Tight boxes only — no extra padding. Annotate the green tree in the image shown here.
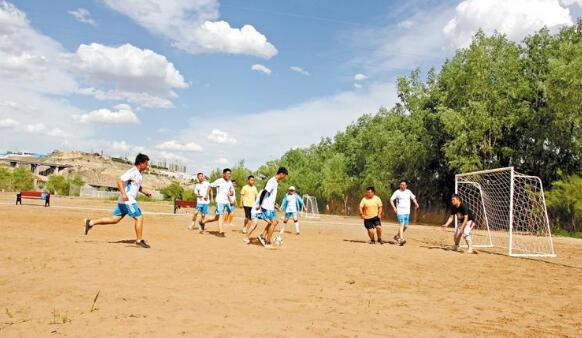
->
[12,167,34,191]
[547,175,582,232]
[46,175,69,195]
[160,181,184,201]
[0,165,12,191]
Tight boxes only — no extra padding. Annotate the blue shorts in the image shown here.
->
[215,203,234,215]
[252,208,277,220]
[284,212,298,219]
[113,203,142,218]
[397,214,410,226]
[196,204,209,215]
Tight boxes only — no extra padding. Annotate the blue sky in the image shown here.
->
[1,0,581,173]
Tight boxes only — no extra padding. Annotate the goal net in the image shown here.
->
[455,167,555,257]
[301,194,320,219]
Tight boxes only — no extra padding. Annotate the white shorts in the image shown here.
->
[455,220,475,237]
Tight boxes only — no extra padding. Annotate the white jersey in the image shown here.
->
[210,178,233,204]
[260,177,278,211]
[286,194,297,213]
[118,167,143,204]
[390,189,416,215]
[195,181,210,205]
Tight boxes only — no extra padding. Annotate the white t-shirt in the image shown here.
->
[195,181,210,205]
[210,178,233,204]
[286,194,297,213]
[118,167,142,204]
[260,177,278,211]
[390,189,416,215]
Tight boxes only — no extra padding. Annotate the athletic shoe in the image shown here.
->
[187,225,194,231]
[199,221,205,231]
[378,238,384,245]
[393,235,400,241]
[258,235,267,246]
[368,240,376,244]
[136,240,151,248]
[399,239,407,246]
[451,245,459,252]
[242,228,247,234]
[467,248,477,254]
[84,218,92,235]
[218,232,226,238]
[242,237,250,244]
[295,232,301,236]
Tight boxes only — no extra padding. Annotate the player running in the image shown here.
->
[389,181,419,246]
[84,153,152,248]
[280,186,304,235]
[359,186,384,244]
[189,173,210,233]
[200,168,234,237]
[244,167,288,247]
[441,194,477,254]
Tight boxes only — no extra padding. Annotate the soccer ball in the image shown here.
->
[272,234,284,247]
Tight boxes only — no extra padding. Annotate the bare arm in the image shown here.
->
[441,215,454,228]
[139,186,151,197]
[117,179,128,202]
[390,199,397,213]
[378,204,383,219]
[359,204,364,219]
[412,198,419,209]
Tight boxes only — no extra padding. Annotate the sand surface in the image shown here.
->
[1,194,581,337]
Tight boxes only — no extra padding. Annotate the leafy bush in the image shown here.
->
[12,167,34,191]
[547,175,582,232]
[46,175,86,196]
[160,181,184,201]
[0,165,12,191]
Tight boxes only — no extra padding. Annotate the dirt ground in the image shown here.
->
[1,193,581,337]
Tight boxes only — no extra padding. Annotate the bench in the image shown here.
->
[174,199,196,214]
[16,191,50,207]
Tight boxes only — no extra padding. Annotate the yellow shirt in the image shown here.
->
[240,184,258,207]
[360,196,383,219]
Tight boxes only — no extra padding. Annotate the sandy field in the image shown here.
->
[1,193,581,337]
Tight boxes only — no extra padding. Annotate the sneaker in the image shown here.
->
[295,232,301,236]
[136,240,151,248]
[242,237,250,244]
[84,218,92,235]
[187,225,194,231]
[466,248,477,254]
[378,238,384,245]
[368,240,376,244]
[258,235,267,246]
[399,239,407,246]
[218,232,226,238]
[199,221,205,231]
[451,245,460,252]
[393,235,399,241]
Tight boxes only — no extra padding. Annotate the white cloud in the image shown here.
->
[354,73,368,81]
[215,157,229,165]
[353,83,363,89]
[20,123,68,137]
[208,129,237,144]
[155,140,203,152]
[111,140,130,151]
[74,104,140,124]
[561,0,582,7]
[398,20,415,29]
[73,43,188,96]
[0,118,18,128]
[102,0,277,58]
[157,151,189,162]
[68,8,96,26]
[76,87,174,108]
[443,0,573,48]
[290,66,310,76]
[251,64,272,75]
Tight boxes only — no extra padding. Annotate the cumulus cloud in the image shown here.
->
[251,64,272,75]
[102,0,277,58]
[208,129,237,144]
[353,83,363,89]
[68,8,96,26]
[74,104,140,124]
[73,43,188,96]
[443,0,573,48]
[0,118,18,128]
[290,66,310,76]
[215,157,229,165]
[155,140,203,152]
[76,87,174,108]
[561,0,582,7]
[354,73,368,81]
[398,20,415,29]
[21,123,68,137]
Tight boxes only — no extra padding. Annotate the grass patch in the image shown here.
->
[553,229,582,239]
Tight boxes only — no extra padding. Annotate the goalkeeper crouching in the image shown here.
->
[440,194,477,254]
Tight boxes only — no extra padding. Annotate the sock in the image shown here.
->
[294,221,300,233]
[89,220,95,226]
[465,236,473,250]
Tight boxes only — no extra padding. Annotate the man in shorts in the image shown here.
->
[84,153,152,248]
[359,186,384,244]
[441,194,477,254]
[240,175,258,234]
[201,168,234,237]
[190,172,210,233]
[280,186,304,235]
[389,181,419,245]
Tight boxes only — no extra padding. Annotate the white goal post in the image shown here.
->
[301,194,320,219]
[455,167,556,257]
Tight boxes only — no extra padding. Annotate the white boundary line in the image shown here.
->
[0,202,182,216]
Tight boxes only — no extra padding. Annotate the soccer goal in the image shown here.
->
[301,194,320,219]
[455,167,555,257]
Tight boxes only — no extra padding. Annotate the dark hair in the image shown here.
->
[197,172,203,176]
[366,186,375,192]
[277,167,288,175]
[223,168,231,174]
[400,180,407,184]
[247,175,254,180]
[134,153,149,165]
[451,194,462,201]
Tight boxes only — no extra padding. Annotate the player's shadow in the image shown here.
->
[109,239,136,244]
[205,230,228,238]
[419,244,463,253]
[343,239,371,244]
